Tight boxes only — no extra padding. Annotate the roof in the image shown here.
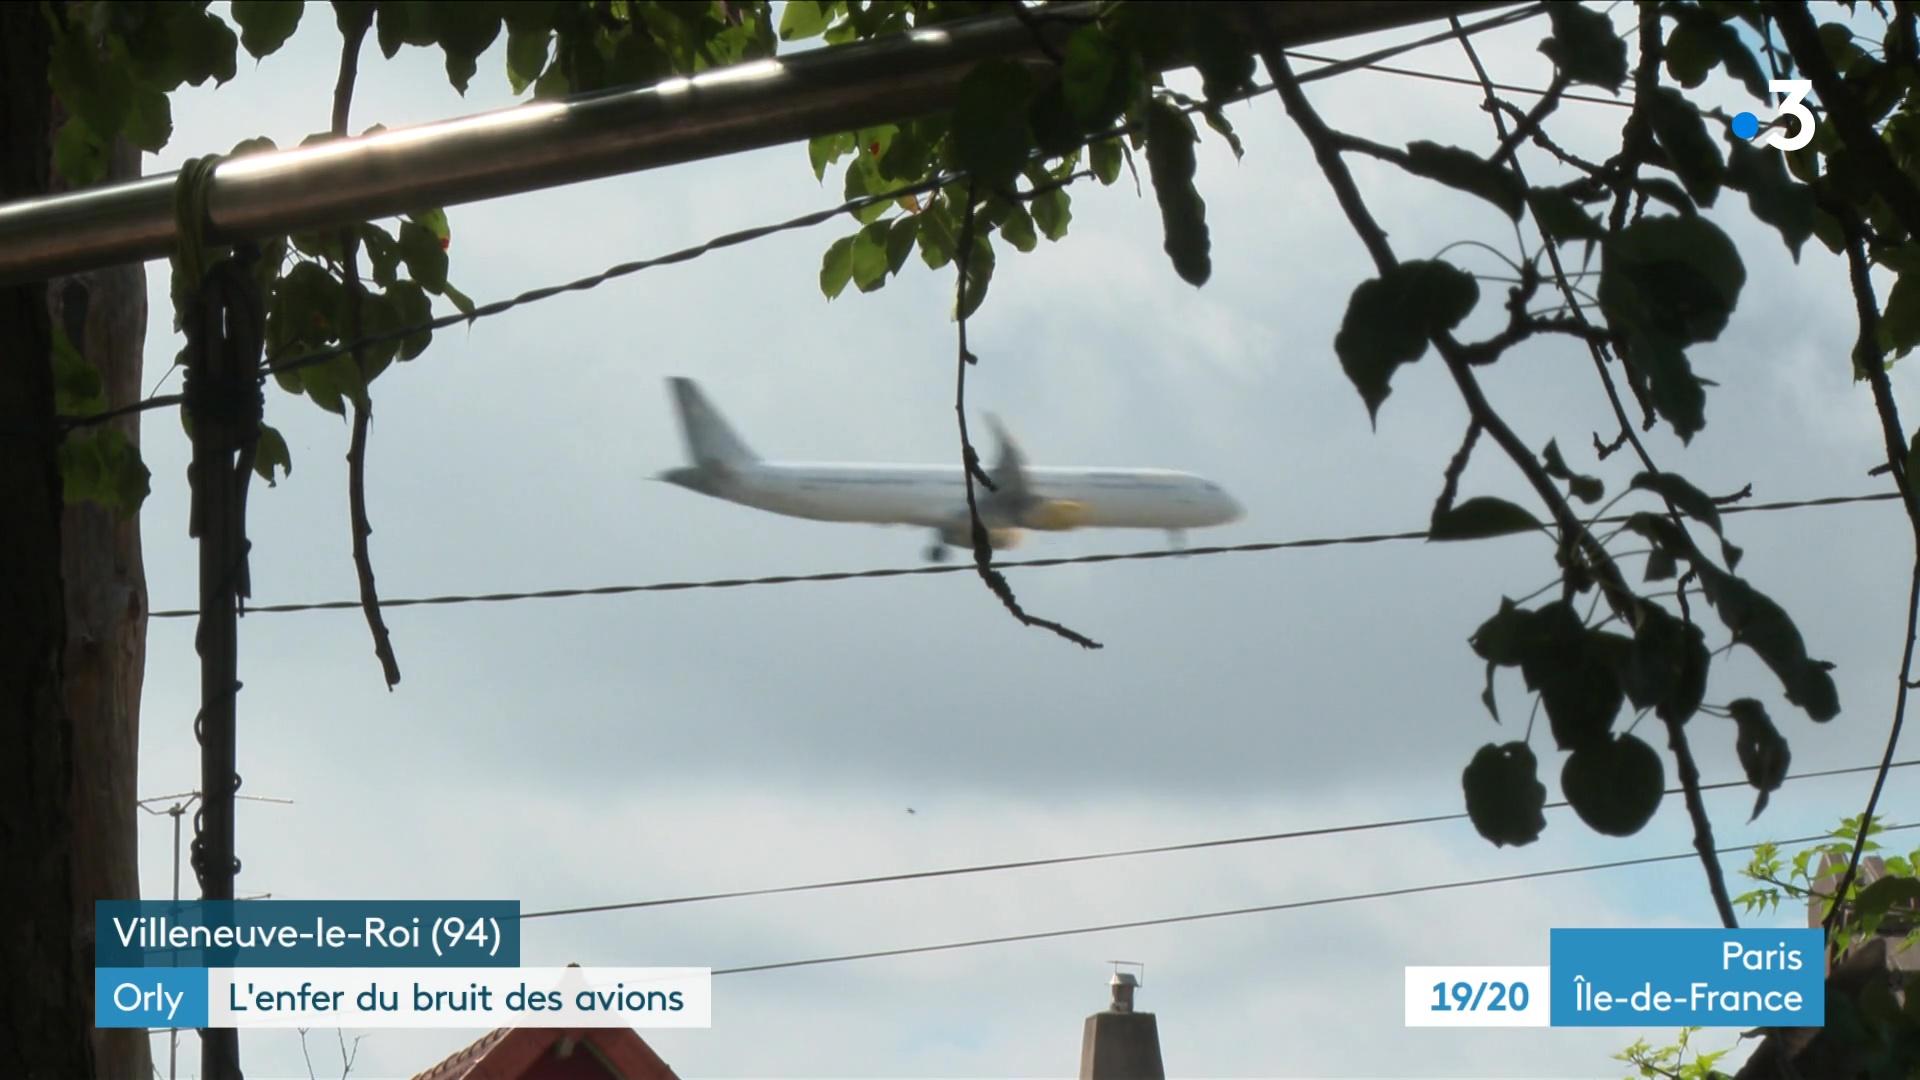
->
[411,1028,679,1080]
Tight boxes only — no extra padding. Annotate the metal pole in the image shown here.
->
[0,2,1507,284]
[169,804,180,1080]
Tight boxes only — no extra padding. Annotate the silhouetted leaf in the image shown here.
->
[1405,141,1525,219]
[1463,742,1548,847]
[953,60,1035,188]
[1540,3,1627,91]
[1334,260,1479,423]
[1144,98,1210,285]
[1430,496,1542,541]
[1562,734,1664,836]
[252,422,292,487]
[1599,215,1746,441]
[1062,25,1129,129]
[1645,87,1723,206]
[231,1,304,58]
[1730,698,1789,820]
[1543,438,1604,503]
[886,216,919,272]
[1725,138,1814,261]
[1528,188,1606,244]
[1624,605,1708,723]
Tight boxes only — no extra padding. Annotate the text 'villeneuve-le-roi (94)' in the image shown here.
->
[93,900,710,1029]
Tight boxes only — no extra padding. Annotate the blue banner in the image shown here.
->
[96,901,518,968]
[1550,928,1824,1027]
[95,968,209,1028]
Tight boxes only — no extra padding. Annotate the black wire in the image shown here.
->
[511,758,1916,920]
[146,491,1901,619]
[707,823,1920,976]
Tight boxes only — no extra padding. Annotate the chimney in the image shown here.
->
[1078,964,1164,1080]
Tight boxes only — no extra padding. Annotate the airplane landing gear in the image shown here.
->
[925,542,950,563]
[1168,528,1188,556]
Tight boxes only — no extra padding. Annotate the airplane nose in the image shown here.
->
[1215,489,1244,524]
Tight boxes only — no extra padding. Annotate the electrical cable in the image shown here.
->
[707,822,1920,976]
[147,490,1900,618]
[521,758,1920,920]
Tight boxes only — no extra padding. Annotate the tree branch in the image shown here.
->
[1819,220,1920,932]
[332,8,400,689]
[1449,14,1741,929]
[952,182,1100,650]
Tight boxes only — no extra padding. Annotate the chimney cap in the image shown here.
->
[1106,961,1144,1012]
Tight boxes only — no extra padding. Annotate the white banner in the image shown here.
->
[206,966,711,1028]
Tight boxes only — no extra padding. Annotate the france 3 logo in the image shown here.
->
[1731,80,1815,150]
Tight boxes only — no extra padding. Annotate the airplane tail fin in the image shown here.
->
[668,377,758,469]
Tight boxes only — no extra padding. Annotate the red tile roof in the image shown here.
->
[411,1028,679,1080]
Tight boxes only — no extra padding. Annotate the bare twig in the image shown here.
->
[331,9,401,688]
[1434,421,1482,521]
[952,181,1101,650]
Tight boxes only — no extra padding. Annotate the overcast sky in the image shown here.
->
[124,3,1919,1078]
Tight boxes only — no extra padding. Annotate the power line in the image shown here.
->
[147,490,1901,619]
[522,757,1920,921]
[708,822,1920,976]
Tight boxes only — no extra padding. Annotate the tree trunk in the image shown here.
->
[49,119,153,1080]
[0,6,95,1078]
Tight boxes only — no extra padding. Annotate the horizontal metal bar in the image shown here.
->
[0,2,1501,284]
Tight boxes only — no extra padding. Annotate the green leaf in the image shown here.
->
[231,1,305,59]
[820,234,855,299]
[1644,87,1723,206]
[851,220,891,293]
[253,422,292,487]
[59,427,150,514]
[952,60,1035,188]
[1030,187,1071,241]
[51,325,104,414]
[1883,272,1920,358]
[809,132,855,183]
[397,221,450,293]
[1562,734,1665,836]
[1598,215,1746,442]
[1729,698,1789,821]
[124,86,173,153]
[1462,742,1548,847]
[361,224,402,288]
[1404,141,1524,219]
[956,234,994,321]
[1539,2,1628,91]
[1333,260,1479,423]
[384,279,433,360]
[1061,25,1128,129]
[885,216,918,273]
[1542,438,1604,503]
[428,2,504,94]
[1090,137,1123,186]
[53,117,107,189]
[1527,189,1605,244]
[506,24,552,94]
[1144,98,1209,286]
[779,0,833,40]
[997,202,1038,253]
[1723,140,1814,261]
[1429,496,1542,541]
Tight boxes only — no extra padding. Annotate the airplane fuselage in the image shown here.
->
[676,461,1241,531]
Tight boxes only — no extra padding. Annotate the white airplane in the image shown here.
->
[656,377,1243,560]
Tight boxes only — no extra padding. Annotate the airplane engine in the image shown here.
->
[1022,498,1090,531]
[937,524,1023,550]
